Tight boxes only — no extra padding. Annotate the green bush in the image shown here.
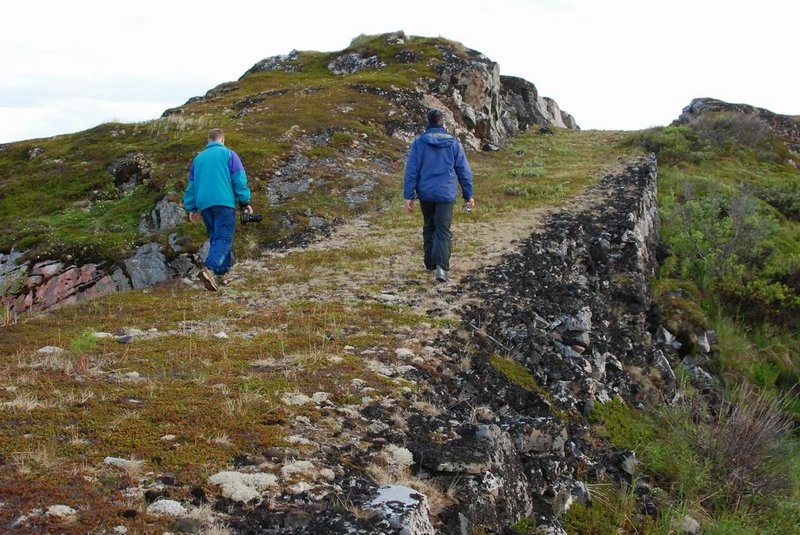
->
[691,113,771,153]
[624,126,708,165]
[70,330,97,353]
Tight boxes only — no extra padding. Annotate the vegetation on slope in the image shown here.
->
[0,34,465,265]
[0,129,632,532]
[564,111,800,534]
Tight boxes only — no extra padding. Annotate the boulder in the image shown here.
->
[366,485,435,535]
[139,197,186,233]
[123,243,169,289]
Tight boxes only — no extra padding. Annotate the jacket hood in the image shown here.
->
[421,128,456,147]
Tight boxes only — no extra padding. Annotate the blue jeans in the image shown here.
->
[201,206,236,275]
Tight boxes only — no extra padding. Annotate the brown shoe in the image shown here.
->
[198,267,219,291]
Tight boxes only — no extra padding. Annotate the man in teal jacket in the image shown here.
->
[184,128,252,291]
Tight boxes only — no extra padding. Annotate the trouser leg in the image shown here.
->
[420,201,436,270]
[201,206,236,275]
[420,201,454,271]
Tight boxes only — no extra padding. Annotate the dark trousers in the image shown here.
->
[420,201,454,271]
[201,206,236,275]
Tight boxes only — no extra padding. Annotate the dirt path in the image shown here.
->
[221,175,614,324]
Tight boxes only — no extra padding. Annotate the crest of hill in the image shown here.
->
[676,97,800,146]
[0,31,576,313]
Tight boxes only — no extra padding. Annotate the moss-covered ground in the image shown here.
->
[0,127,632,532]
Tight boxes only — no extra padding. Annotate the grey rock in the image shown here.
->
[686,365,714,386]
[168,233,189,253]
[111,268,132,292]
[123,243,169,289]
[308,216,326,228]
[696,329,711,353]
[240,50,301,78]
[140,197,185,233]
[706,329,718,346]
[366,485,435,535]
[671,514,702,535]
[0,249,28,295]
[564,307,592,332]
[197,240,210,262]
[27,147,45,159]
[328,52,387,75]
[656,326,675,346]
[621,452,638,476]
[169,254,196,278]
[652,350,676,384]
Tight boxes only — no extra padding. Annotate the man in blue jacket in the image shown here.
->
[404,109,475,282]
[184,128,253,291]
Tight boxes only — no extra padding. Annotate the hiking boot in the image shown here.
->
[198,267,219,291]
[216,271,234,287]
[435,266,448,282]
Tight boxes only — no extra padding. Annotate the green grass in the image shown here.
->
[490,354,547,396]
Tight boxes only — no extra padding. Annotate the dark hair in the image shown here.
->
[427,109,444,128]
[208,128,224,141]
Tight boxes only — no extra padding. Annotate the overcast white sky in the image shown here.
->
[1,0,797,143]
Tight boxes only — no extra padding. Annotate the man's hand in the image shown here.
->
[404,199,415,212]
[188,212,200,223]
[242,204,253,215]
[464,198,475,209]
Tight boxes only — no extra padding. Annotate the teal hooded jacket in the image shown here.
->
[183,142,251,212]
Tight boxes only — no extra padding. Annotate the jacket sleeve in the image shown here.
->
[228,150,251,206]
[454,141,474,200]
[403,141,419,200]
[183,161,197,212]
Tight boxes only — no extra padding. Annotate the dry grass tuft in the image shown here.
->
[12,446,59,474]
[705,385,795,507]
[411,400,441,417]
[206,433,234,446]
[330,493,379,521]
[1,392,48,411]
[223,392,267,416]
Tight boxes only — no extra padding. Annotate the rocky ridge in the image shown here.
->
[676,97,800,147]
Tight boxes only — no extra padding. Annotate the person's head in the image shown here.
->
[427,109,444,128]
[208,128,225,144]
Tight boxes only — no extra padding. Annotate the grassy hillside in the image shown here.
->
[0,34,466,265]
[0,128,633,533]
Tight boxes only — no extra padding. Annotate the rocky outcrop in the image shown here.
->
[1,260,124,313]
[0,244,197,314]
[328,52,387,75]
[138,197,187,234]
[110,153,153,193]
[239,50,302,79]
[501,76,578,131]
[676,97,800,145]
[381,38,579,150]
[241,32,578,153]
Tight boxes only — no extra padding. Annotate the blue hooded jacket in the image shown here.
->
[403,127,473,203]
[183,142,251,212]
